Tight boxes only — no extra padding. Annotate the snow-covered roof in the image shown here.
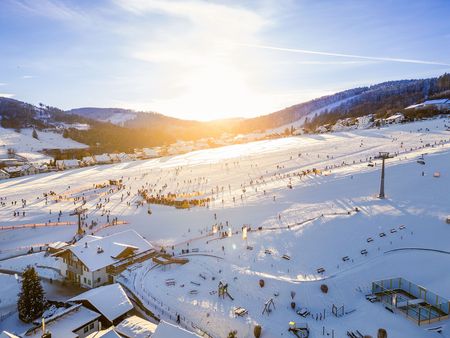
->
[67,230,153,271]
[48,241,68,250]
[152,321,201,338]
[115,315,157,338]
[26,305,100,338]
[0,169,10,177]
[423,99,449,105]
[385,113,404,121]
[3,166,22,173]
[142,148,158,157]
[95,154,112,162]
[56,159,79,167]
[87,327,122,338]
[82,156,96,163]
[0,332,20,338]
[69,284,133,322]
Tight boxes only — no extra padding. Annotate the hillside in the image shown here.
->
[1,73,449,154]
[0,126,87,163]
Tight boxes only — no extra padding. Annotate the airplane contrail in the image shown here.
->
[242,43,450,67]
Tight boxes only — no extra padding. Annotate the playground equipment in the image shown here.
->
[218,281,234,300]
[262,298,275,315]
[233,307,248,317]
[332,304,345,317]
[288,322,309,338]
[296,308,310,318]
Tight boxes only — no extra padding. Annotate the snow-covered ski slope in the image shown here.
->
[0,118,449,337]
[0,126,87,163]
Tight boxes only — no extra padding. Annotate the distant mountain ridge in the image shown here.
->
[0,73,448,152]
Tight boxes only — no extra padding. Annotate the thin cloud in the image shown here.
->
[243,43,450,67]
[14,0,86,22]
[22,75,34,79]
[0,93,15,98]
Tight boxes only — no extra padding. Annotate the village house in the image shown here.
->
[94,154,113,165]
[69,284,133,327]
[56,159,80,170]
[108,154,121,163]
[141,148,159,158]
[3,164,38,178]
[117,152,133,162]
[81,156,96,166]
[0,158,26,168]
[54,230,154,289]
[384,113,405,124]
[25,304,101,338]
[0,169,10,180]
[36,163,50,173]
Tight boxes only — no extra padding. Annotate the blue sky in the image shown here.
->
[0,0,449,120]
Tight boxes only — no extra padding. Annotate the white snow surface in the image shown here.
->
[0,127,87,163]
[0,118,449,337]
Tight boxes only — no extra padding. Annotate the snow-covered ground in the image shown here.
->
[0,126,88,163]
[0,118,449,337]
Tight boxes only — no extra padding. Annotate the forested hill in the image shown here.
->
[0,73,449,153]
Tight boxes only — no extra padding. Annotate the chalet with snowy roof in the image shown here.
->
[69,284,133,326]
[94,154,113,164]
[108,154,121,163]
[55,230,154,288]
[384,113,405,124]
[3,164,38,177]
[82,156,96,166]
[117,153,133,162]
[25,304,101,338]
[56,159,80,170]
[142,148,159,158]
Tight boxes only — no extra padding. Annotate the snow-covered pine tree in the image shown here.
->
[17,267,46,323]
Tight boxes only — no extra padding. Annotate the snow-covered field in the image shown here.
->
[0,118,449,337]
[0,126,87,163]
